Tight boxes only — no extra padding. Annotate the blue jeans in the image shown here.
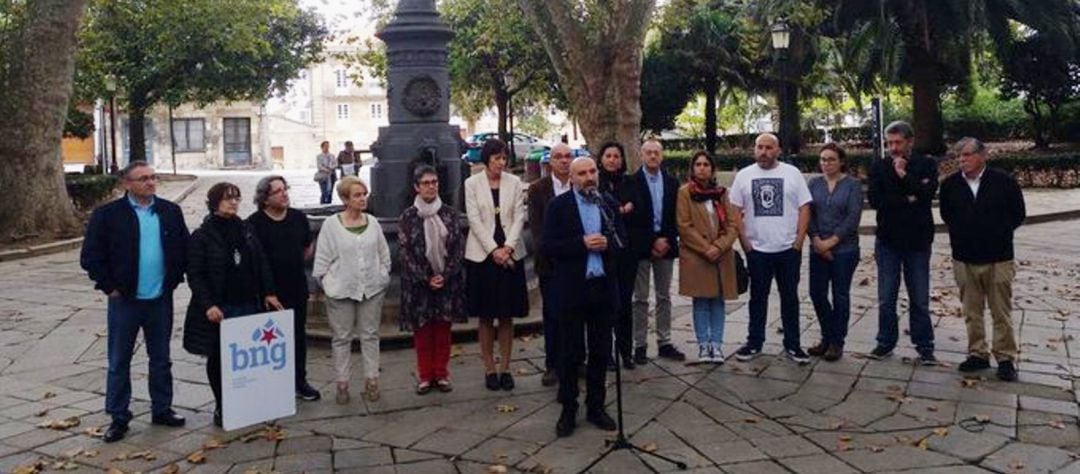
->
[747,248,802,350]
[319,175,336,204]
[875,240,934,351]
[692,297,726,346]
[539,275,558,370]
[809,249,859,347]
[106,294,174,424]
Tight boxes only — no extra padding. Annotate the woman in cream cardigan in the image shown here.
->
[313,176,391,404]
[677,151,740,364]
[464,138,529,391]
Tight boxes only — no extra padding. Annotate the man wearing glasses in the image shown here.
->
[81,161,190,442]
[248,176,321,401]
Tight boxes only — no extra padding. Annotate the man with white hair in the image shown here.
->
[729,133,812,364]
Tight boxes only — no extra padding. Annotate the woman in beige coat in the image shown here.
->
[677,151,740,363]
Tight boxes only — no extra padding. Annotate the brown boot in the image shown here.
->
[823,344,843,362]
[807,341,828,357]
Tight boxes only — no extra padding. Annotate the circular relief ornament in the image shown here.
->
[402,76,440,117]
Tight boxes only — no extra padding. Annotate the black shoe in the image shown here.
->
[296,382,322,401]
[541,369,558,387]
[734,344,762,362]
[608,358,618,372]
[917,349,938,366]
[807,341,828,357]
[657,344,686,361]
[499,372,515,391]
[785,347,810,365]
[485,373,500,391]
[997,360,1018,382]
[556,408,577,437]
[823,344,843,362]
[633,347,649,366]
[586,409,617,431]
[868,345,893,360]
[622,354,636,370]
[213,409,222,428]
[102,422,128,443]
[958,356,991,373]
[150,410,186,427]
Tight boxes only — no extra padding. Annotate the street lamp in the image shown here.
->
[770,19,800,154]
[104,74,119,174]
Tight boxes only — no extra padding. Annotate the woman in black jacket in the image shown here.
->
[183,182,282,427]
[596,141,638,370]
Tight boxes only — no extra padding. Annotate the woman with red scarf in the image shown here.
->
[676,151,740,363]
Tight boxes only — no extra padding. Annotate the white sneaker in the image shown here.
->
[698,344,710,363]
[711,344,725,365]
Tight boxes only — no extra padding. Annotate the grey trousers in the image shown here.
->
[325,293,385,383]
[633,258,674,349]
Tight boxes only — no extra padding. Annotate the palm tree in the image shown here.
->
[826,0,1080,154]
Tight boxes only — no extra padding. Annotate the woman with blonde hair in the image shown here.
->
[313,176,391,403]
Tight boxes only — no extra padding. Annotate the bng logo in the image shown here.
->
[230,319,288,371]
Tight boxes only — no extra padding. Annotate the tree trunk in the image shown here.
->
[907,50,946,155]
[128,98,149,164]
[518,0,653,171]
[1025,100,1049,149]
[703,78,718,153]
[0,0,88,242]
[495,87,509,143]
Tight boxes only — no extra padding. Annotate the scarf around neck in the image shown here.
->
[688,177,728,233]
[413,195,449,274]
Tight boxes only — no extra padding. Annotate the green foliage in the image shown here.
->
[65,173,118,210]
[1000,32,1080,147]
[76,0,327,111]
[942,83,1028,141]
[63,103,95,139]
[515,105,554,139]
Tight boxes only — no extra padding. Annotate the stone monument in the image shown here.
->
[369,0,466,222]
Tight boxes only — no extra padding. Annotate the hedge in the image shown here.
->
[660,151,1080,188]
[65,173,119,210]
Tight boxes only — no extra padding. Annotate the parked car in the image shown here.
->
[529,146,591,163]
[462,132,551,163]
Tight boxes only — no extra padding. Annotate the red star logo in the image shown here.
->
[260,328,278,345]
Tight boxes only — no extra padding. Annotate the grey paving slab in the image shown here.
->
[981,442,1076,473]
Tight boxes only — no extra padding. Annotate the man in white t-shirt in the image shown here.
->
[729,133,812,364]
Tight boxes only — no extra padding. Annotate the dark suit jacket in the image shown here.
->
[939,166,1026,264]
[541,191,624,318]
[627,168,679,260]
[527,175,560,277]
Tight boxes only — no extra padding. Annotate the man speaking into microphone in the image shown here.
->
[542,156,626,437]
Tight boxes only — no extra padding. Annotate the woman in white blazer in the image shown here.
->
[313,176,391,405]
[464,138,529,391]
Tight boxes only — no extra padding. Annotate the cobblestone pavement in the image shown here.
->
[1,173,1080,473]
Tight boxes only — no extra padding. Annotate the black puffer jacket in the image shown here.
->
[182,214,276,356]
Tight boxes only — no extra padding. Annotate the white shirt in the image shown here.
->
[552,175,572,196]
[730,162,812,253]
[964,166,986,199]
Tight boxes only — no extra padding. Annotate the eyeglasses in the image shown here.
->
[224,195,242,202]
[417,179,439,187]
[270,185,291,196]
[128,174,159,183]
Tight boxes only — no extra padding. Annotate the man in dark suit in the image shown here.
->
[527,143,575,387]
[940,137,1026,381]
[628,139,684,364]
[543,156,624,437]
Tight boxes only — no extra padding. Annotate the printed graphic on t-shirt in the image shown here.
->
[751,178,784,217]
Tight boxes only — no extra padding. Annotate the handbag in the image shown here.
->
[734,250,749,295]
[313,170,328,183]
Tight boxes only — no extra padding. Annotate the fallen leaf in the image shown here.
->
[84,426,105,438]
[82,450,98,459]
[974,414,991,423]
[1049,420,1067,430]
[933,427,949,437]
[927,405,939,412]
[743,417,760,424]
[450,345,464,358]
[642,442,658,452]
[496,404,518,413]
[186,450,207,464]
[37,416,80,430]
[111,452,129,461]
[42,392,56,400]
[514,367,529,376]
[33,409,48,417]
[961,379,978,388]
[916,438,929,450]
[162,464,180,474]
[830,421,846,430]
[203,437,225,449]
[487,465,508,474]
[839,435,853,442]
[869,445,884,453]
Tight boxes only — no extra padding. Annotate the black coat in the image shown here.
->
[80,195,189,299]
[867,153,938,250]
[541,190,626,318]
[939,167,1026,264]
[182,215,276,356]
[626,168,679,260]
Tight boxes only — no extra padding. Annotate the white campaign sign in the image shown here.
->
[220,309,296,431]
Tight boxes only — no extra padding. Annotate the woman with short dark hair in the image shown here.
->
[464,138,529,391]
[399,166,467,394]
[807,143,863,361]
[596,141,639,369]
[183,182,283,428]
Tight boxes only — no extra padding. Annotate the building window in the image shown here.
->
[337,104,350,120]
[370,103,383,119]
[335,69,349,89]
[171,118,205,152]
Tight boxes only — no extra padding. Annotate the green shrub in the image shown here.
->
[65,173,119,210]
